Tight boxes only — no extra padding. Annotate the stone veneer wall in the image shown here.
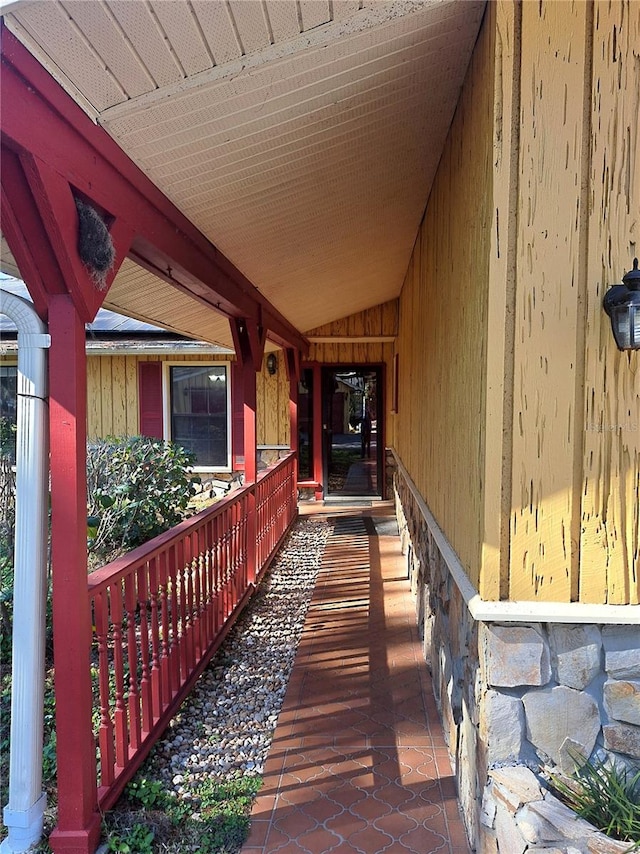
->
[393,469,640,854]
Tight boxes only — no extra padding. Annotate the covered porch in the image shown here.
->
[0,2,485,851]
[3,1,638,853]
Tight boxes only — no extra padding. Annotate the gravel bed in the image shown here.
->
[140,515,331,803]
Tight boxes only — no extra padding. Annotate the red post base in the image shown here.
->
[49,814,102,854]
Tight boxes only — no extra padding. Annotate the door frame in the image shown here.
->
[300,362,385,499]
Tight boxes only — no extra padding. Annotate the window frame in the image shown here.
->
[162,360,232,472]
[0,361,18,463]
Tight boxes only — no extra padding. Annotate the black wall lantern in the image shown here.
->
[266,353,278,375]
[603,257,640,351]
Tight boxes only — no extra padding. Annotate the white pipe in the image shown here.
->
[0,290,50,854]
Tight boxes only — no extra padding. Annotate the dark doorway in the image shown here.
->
[321,367,383,497]
[297,367,314,481]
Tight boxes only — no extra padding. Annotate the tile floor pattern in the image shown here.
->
[242,508,471,854]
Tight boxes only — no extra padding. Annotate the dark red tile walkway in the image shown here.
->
[242,504,471,854]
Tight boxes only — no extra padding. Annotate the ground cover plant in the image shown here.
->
[548,756,640,850]
[101,774,262,853]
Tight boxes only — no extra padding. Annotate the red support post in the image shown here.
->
[47,295,101,854]
[311,363,324,500]
[230,318,262,585]
[241,353,258,585]
[285,348,300,486]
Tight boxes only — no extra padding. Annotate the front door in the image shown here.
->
[321,367,382,497]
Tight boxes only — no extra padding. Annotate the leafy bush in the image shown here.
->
[549,756,640,847]
[87,436,200,559]
[0,416,16,462]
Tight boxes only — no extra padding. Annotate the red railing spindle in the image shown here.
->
[159,550,172,708]
[136,563,153,736]
[94,590,114,787]
[148,556,162,722]
[168,544,181,692]
[124,573,141,751]
[110,583,128,769]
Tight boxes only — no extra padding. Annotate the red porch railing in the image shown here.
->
[86,452,297,811]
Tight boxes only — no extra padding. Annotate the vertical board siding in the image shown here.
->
[394,9,494,589]
[581,1,640,604]
[110,356,128,437]
[125,358,139,436]
[86,356,103,439]
[480,0,519,601]
[509,0,589,601]
[257,351,290,446]
[395,0,639,603]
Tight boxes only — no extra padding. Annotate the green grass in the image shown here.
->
[328,447,362,492]
[549,756,640,850]
[101,774,263,853]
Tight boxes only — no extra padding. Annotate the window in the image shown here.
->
[162,363,231,470]
[0,365,17,461]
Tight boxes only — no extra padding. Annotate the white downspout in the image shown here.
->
[0,290,50,853]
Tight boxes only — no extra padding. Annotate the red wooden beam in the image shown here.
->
[0,149,65,319]
[0,24,309,353]
[19,153,134,321]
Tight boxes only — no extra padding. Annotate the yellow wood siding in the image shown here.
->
[581,1,640,604]
[394,0,639,604]
[509,0,639,604]
[257,351,290,446]
[481,0,519,600]
[394,6,494,590]
[509,0,590,602]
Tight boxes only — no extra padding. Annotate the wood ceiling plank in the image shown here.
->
[107,10,474,157]
[228,0,272,55]
[190,0,242,65]
[152,1,212,77]
[300,0,331,31]
[333,0,361,21]
[145,75,456,194]
[60,0,153,99]
[265,1,301,41]
[4,0,485,338]
[14,0,125,111]
[108,0,183,88]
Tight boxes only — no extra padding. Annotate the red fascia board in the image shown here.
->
[0,24,308,353]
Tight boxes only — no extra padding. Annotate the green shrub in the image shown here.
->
[549,756,640,848]
[0,417,16,461]
[87,437,200,559]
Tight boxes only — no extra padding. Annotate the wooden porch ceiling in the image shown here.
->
[0,0,485,350]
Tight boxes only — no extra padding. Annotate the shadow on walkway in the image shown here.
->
[242,503,471,854]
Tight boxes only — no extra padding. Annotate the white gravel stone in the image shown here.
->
[142,517,330,796]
